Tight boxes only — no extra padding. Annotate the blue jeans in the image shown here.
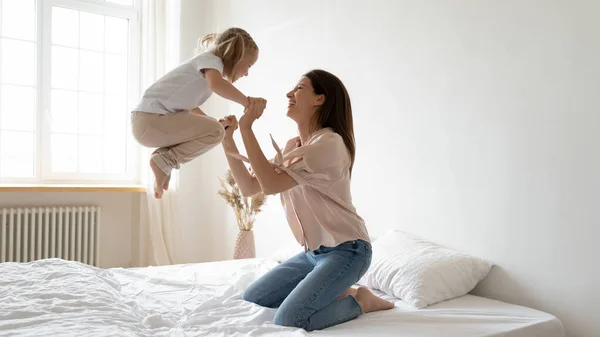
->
[242,240,372,331]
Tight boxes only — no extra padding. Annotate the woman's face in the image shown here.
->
[286,76,323,124]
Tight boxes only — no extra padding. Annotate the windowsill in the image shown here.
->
[0,184,147,193]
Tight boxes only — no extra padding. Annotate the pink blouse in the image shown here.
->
[232,127,370,252]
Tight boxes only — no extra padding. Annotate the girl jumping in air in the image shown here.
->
[131,27,262,198]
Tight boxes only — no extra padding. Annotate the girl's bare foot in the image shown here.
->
[354,287,394,313]
[149,158,168,199]
[150,149,171,191]
[163,174,171,191]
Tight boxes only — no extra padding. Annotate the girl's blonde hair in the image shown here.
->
[196,27,258,80]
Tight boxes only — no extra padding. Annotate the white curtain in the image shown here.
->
[138,0,182,266]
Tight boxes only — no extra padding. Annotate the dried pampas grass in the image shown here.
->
[217,169,266,231]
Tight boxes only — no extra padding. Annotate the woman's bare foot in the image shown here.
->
[337,287,358,299]
[355,287,394,313]
[149,158,168,199]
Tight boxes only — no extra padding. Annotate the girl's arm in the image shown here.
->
[220,116,263,197]
[204,69,249,108]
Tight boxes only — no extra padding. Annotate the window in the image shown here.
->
[0,0,139,184]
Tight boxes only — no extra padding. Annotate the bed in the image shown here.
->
[0,257,564,337]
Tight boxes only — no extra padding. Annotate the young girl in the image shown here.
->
[131,27,260,198]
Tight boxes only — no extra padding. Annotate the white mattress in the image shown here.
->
[0,258,564,337]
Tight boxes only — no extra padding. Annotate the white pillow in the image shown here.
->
[358,230,492,308]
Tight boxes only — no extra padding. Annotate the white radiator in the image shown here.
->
[0,206,101,266]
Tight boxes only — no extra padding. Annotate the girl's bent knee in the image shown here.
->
[205,119,225,145]
[214,123,225,144]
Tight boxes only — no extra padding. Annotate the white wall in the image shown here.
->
[0,192,141,268]
[172,0,242,263]
[177,1,600,336]
[176,0,299,264]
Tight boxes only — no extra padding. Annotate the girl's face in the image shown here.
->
[231,49,258,83]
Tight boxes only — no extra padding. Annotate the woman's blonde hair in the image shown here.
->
[196,27,258,80]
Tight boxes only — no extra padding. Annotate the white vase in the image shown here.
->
[233,230,256,259]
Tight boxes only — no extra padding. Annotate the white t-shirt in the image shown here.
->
[133,51,224,114]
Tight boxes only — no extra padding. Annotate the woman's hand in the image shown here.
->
[239,97,267,131]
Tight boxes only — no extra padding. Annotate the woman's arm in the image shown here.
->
[239,100,298,195]
[204,69,249,108]
[220,116,262,197]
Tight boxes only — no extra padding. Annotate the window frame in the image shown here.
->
[0,0,40,183]
[0,0,141,185]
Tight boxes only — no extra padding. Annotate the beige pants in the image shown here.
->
[131,111,225,175]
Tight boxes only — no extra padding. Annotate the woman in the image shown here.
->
[220,69,394,331]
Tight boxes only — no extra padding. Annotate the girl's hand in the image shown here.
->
[219,115,238,150]
[239,97,267,131]
[219,115,238,137]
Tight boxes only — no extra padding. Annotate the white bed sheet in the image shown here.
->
[0,258,564,337]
